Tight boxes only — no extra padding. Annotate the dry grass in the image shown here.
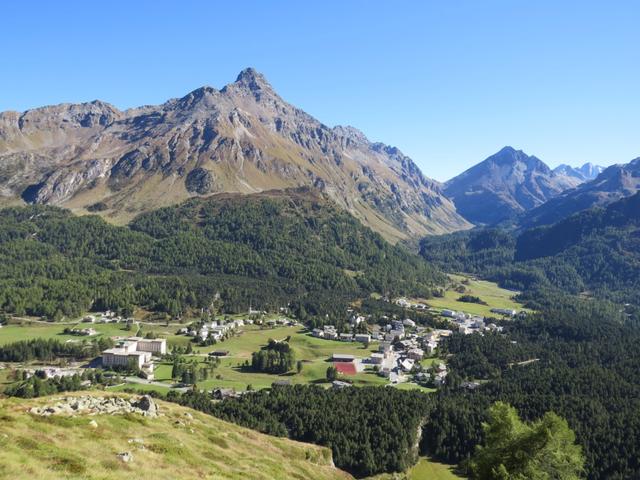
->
[0,392,351,480]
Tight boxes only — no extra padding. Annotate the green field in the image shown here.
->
[391,382,435,393]
[407,458,465,479]
[425,274,526,317]
[0,319,394,391]
[0,319,444,393]
[0,321,129,346]
[160,325,389,391]
[0,320,188,347]
[370,457,464,479]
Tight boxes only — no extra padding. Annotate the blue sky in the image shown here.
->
[2,1,639,180]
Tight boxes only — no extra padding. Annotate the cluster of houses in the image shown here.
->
[440,309,504,335]
[83,311,133,324]
[394,297,428,310]
[322,316,455,386]
[180,319,249,341]
[415,362,449,387]
[263,317,297,328]
[312,325,372,344]
[101,336,167,379]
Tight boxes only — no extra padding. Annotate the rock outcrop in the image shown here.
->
[29,395,159,417]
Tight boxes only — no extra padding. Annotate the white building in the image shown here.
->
[102,348,151,369]
[134,338,167,355]
[425,341,438,356]
[354,334,371,344]
[331,353,356,362]
[400,358,415,372]
[101,337,164,369]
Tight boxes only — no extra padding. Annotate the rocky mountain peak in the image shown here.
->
[234,67,271,90]
[491,146,548,172]
[628,157,640,167]
[444,146,580,225]
[0,69,471,242]
[553,162,605,182]
[174,86,223,111]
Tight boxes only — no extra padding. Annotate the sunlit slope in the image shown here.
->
[0,392,351,480]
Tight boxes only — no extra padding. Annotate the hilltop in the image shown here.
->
[0,392,350,480]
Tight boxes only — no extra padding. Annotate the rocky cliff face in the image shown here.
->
[0,68,470,241]
[444,146,581,225]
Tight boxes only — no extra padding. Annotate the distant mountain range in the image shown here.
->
[0,68,636,238]
[0,68,470,243]
[443,146,582,225]
[522,157,640,227]
[553,162,604,182]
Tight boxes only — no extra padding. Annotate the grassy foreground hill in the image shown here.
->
[0,392,351,480]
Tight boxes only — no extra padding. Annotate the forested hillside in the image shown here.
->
[420,192,640,306]
[428,294,640,480]
[414,193,640,479]
[0,189,444,321]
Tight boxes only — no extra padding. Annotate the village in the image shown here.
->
[0,275,525,397]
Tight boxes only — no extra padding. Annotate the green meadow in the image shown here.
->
[154,325,390,391]
[425,274,526,317]
[0,319,443,393]
[370,457,464,479]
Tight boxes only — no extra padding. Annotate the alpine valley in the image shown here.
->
[2,68,640,480]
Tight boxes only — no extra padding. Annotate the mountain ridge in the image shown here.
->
[443,146,581,225]
[0,68,470,242]
[553,162,604,182]
[522,157,640,227]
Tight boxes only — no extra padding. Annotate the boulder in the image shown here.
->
[136,395,158,417]
[117,452,133,463]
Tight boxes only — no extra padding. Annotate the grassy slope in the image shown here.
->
[425,274,526,317]
[369,457,464,480]
[0,392,351,480]
[0,321,133,346]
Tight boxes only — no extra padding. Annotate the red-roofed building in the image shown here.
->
[334,362,357,375]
